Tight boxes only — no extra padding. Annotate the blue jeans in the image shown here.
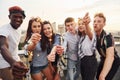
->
[66,59,79,80]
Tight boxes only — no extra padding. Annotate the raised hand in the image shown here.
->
[47,46,56,62]
[83,12,91,26]
[31,33,41,45]
[83,12,93,40]
[56,45,64,56]
[47,52,56,62]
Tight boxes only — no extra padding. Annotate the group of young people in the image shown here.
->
[0,5,120,80]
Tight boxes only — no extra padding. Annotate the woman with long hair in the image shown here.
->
[77,17,97,80]
[24,17,53,80]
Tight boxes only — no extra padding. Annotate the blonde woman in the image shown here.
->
[77,17,97,80]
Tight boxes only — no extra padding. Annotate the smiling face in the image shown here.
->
[43,23,53,38]
[31,21,41,33]
[9,13,24,29]
[78,19,86,33]
[25,17,42,42]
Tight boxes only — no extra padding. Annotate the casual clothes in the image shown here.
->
[80,55,97,80]
[96,30,120,80]
[25,34,60,74]
[63,31,79,61]
[0,24,21,80]
[78,34,97,80]
[28,41,48,74]
[62,31,79,80]
[78,34,96,58]
[30,42,48,67]
[46,34,60,66]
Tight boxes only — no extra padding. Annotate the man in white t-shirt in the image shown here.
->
[0,6,28,80]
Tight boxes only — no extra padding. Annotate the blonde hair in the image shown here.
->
[78,18,83,23]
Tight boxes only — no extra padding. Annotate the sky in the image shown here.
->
[0,0,120,31]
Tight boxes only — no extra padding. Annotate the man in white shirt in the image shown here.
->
[0,6,28,80]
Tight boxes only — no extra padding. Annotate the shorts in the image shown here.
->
[30,64,48,74]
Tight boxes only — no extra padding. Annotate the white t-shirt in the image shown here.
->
[78,33,96,58]
[0,24,21,69]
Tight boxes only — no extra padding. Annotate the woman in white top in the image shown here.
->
[77,16,97,80]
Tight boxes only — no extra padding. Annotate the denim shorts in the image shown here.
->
[30,64,48,74]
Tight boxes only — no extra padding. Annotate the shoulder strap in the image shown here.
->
[80,35,86,44]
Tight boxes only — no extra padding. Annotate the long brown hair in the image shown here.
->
[41,21,55,51]
[24,17,42,44]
